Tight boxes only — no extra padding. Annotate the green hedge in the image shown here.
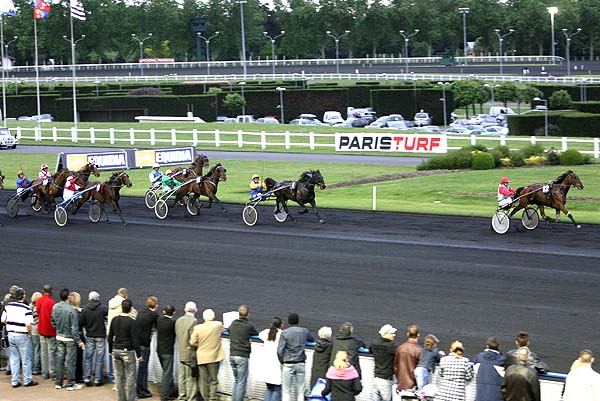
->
[572,101,600,114]
[557,112,600,137]
[531,84,600,102]
[506,113,562,136]
[371,88,456,125]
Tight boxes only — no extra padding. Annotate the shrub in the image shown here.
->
[521,143,545,158]
[509,150,525,167]
[471,152,495,170]
[545,149,560,165]
[499,157,512,167]
[463,144,488,152]
[127,87,165,96]
[222,93,246,116]
[525,156,545,165]
[559,149,584,165]
[549,89,572,110]
[493,145,510,158]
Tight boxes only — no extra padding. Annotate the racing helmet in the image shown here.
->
[501,176,510,184]
[152,163,160,169]
[165,169,173,175]
[41,163,48,170]
[251,174,260,179]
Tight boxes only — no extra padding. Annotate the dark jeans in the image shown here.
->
[137,345,151,394]
[55,339,77,387]
[158,354,176,401]
[31,334,41,373]
[113,349,137,401]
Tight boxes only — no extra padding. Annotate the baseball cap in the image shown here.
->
[88,291,100,301]
[379,324,397,337]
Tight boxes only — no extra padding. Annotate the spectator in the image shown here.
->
[36,284,57,380]
[30,291,43,376]
[321,351,362,401]
[108,299,141,401]
[175,301,198,401]
[79,290,108,387]
[277,313,314,401]
[330,322,366,378]
[310,326,333,390]
[505,331,549,374]
[69,291,85,383]
[257,317,284,401]
[51,288,84,391]
[369,324,398,401]
[108,288,137,333]
[0,287,38,388]
[562,349,600,401]
[229,305,259,401]
[414,334,443,390]
[135,296,159,399]
[190,308,225,401]
[434,340,473,401]
[473,337,506,401]
[156,304,177,401]
[501,347,540,401]
[394,324,422,390]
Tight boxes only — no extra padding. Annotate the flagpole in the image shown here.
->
[34,17,41,122]
[69,13,77,127]
[1,14,6,127]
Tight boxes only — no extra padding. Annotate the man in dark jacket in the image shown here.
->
[277,313,314,401]
[329,322,366,378]
[505,331,549,374]
[369,324,398,401]
[79,291,107,386]
[156,304,176,401]
[134,296,159,399]
[501,347,541,401]
[229,305,258,401]
[473,337,506,401]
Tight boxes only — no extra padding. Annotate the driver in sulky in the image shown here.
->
[497,176,516,209]
[249,174,266,199]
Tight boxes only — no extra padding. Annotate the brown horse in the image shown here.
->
[31,162,100,211]
[74,171,133,225]
[509,170,584,228]
[172,153,210,181]
[265,169,327,224]
[0,169,4,189]
[174,163,228,213]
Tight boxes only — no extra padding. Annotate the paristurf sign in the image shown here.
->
[335,133,447,153]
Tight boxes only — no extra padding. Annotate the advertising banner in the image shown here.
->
[335,133,447,153]
[61,150,129,171]
[134,147,195,168]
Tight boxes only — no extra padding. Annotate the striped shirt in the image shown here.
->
[1,301,33,334]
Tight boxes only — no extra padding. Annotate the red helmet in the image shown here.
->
[41,163,48,170]
[501,177,510,184]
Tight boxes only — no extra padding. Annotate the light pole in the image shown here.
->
[237,0,248,78]
[562,28,581,76]
[399,29,419,73]
[1,34,17,127]
[263,30,285,77]
[494,28,514,75]
[276,87,286,123]
[197,31,220,75]
[325,30,350,74]
[459,7,470,65]
[131,33,152,76]
[239,81,246,115]
[579,79,587,101]
[94,79,101,97]
[484,83,500,104]
[547,7,558,63]
[62,34,86,126]
[534,97,548,136]
[438,82,449,127]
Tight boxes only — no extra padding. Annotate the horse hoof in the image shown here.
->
[222,210,228,214]
[319,219,326,224]
[576,224,582,229]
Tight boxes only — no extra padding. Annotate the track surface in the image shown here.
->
[1,193,598,373]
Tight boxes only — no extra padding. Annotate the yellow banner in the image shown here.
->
[135,150,156,167]
[65,154,89,170]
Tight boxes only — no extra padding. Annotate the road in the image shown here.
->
[1,193,598,374]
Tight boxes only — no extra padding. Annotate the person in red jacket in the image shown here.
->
[497,176,516,209]
[35,284,57,380]
[63,175,81,201]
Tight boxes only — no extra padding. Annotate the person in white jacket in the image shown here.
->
[563,349,600,401]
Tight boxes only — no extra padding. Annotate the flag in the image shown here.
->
[33,0,50,19]
[70,0,85,21]
[0,0,16,16]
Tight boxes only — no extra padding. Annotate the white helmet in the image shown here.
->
[152,163,160,169]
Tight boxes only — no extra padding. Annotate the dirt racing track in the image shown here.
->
[1,192,599,374]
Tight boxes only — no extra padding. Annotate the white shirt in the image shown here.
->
[563,365,600,401]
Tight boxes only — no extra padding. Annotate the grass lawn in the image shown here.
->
[1,152,598,224]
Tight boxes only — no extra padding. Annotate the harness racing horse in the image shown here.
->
[174,163,228,213]
[509,170,584,228]
[74,171,133,225]
[172,153,210,180]
[265,169,327,224]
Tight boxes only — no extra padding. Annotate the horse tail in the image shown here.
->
[264,177,277,191]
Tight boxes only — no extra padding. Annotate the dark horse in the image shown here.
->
[265,169,327,224]
[74,171,133,225]
[172,153,210,181]
[509,170,584,228]
[173,163,228,213]
[0,169,4,189]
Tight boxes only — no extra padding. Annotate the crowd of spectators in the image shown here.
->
[2,283,600,401]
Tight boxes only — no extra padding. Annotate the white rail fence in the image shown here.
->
[14,127,600,158]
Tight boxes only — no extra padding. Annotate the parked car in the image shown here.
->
[413,110,432,126]
[369,114,405,128]
[0,127,17,148]
[18,113,53,122]
[236,115,255,123]
[470,114,489,124]
[443,126,469,135]
[215,116,228,123]
[322,111,345,125]
[481,126,509,136]
[296,114,327,125]
[481,116,500,127]
[489,106,515,117]
[415,125,441,133]
[289,118,326,126]
[256,117,280,124]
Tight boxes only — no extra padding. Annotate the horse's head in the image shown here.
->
[197,153,210,168]
[80,162,100,177]
[113,171,133,188]
[305,169,326,190]
[264,177,277,191]
[566,170,584,190]
[216,164,227,182]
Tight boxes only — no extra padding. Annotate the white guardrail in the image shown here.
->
[14,127,600,158]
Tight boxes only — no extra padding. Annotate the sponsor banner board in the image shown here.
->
[335,133,447,153]
[134,147,195,168]
[62,150,129,171]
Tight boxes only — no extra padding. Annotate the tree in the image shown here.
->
[495,82,519,106]
[449,80,481,118]
[222,93,246,116]
[549,90,572,110]
[517,85,543,112]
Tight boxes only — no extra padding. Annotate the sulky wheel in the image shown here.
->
[521,207,539,230]
[491,211,510,234]
[154,199,169,220]
[6,198,18,218]
[31,194,42,212]
[242,205,258,227]
[89,202,101,223]
[273,206,288,223]
[144,189,158,209]
[54,206,68,227]
[186,197,201,216]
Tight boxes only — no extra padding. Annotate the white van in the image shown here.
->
[489,106,515,117]
[323,111,344,125]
